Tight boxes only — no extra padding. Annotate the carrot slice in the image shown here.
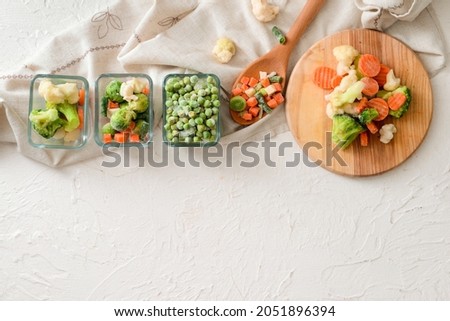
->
[313,66,337,90]
[114,132,127,143]
[77,106,84,129]
[108,100,119,109]
[78,89,85,106]
[356,97,368,113]
[361,77,379,97]
[358,54,381,78]
[373,64,390,87]
[232,87,243,96]
[367,97,389,121]
[273,92,285,104]
[248,77,259,87]
[240,76,250,85]
[261,78,271,88]
[249,107,260,117]
[267,99,278,109]
[246,96,258,107]
[142,87,150,95]
[331,75,343,89]
[366,121,379,134]
[360,131,369,147]
[103,133,112,144]
[273,82,282,92]
[387,92,407,111]
[129,134,140,143]
[241,112,252,121]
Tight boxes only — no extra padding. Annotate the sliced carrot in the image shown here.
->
[129,134,140,143]
[142,87,150,95]
[387,92,407,111]
[248,77,259,87]
[77,106,84,129]
[261,77,271,88]
[267,99,278,109]
[246,96,258,107]
[108,100,119,109]
[367,97,389,121]
[240,84,249,91]
[313,66,337,90]
[331,75,343,89]
[360,131,369,147]
[78,89,85,106]
[358,54,381,78]
[103,133,113,144]
[241,112,253,121]
[240,93,249,101]
[249,107,260,117]
[356,97,368,113]
[114,132,127,143]
[124,121,136,133]
[273,82,282,92]
[232,87,243,96]
[361,77,379,97]
[273,92,285,104]
[366,121,379,134]
[240,76,250,85]
[373,64,390,87]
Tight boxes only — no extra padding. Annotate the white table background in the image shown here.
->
[1,1,450,300]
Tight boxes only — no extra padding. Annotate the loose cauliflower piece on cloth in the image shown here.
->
[212,37,236,64]
[251,0,279,22]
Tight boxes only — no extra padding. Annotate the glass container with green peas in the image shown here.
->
[162,74,221,146]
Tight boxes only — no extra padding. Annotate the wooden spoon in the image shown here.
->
[230,0,326,126]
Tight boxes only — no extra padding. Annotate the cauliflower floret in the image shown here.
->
[126,77,147,94]
[383,69,401,91]
[212,37,236,64]
[38,79,79,104]
[379,124,397,144]
[251,0,279,22]
[333,45,359,71]
[38,80,65,104]
[120,82,138,102]
[57,83,79,104]
[335,69,358,93]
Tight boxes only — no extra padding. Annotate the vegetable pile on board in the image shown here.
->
[29,80,85,142]
[101,78,151,144]
[229,71,285,122]
[313,45,411,148]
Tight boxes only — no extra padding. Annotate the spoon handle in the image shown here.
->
[284,0,326,55]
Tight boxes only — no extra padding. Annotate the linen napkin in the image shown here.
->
[0,0,445,167]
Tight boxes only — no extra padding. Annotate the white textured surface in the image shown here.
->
[1,1,450,300]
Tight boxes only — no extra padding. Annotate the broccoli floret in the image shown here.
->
[29,108,64,139]
[49,102,79,132]
[329,81,365,108]
[133,119,150,140]
[105,80,124,103]
[110,107,136,131]
[102,122,116,135]
[332,114,364,149]
[376,90,393,100]
[389,86,411,119]
[128,93,149,113]
[135,110,149,122]
[359,108,379,125]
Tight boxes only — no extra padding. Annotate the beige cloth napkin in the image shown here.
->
[0,0,445,167]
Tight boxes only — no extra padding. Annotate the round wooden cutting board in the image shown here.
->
[285,29,433,176]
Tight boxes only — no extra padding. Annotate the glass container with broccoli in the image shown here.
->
[28,74,88,149]
[94,74,153,146]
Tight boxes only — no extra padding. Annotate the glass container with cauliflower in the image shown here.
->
[94,74,153,146]
[313,45,411,149]
[28,74,88,149]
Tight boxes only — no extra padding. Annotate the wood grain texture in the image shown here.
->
[285,29,433,176]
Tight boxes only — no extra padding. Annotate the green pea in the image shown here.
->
[203,131,211,139]
[176,121,184,130]
[188,118,196,127]
[212,107,219,115]
[205,108,213,117]
[195,117,203,125]
[206,118,215,128]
